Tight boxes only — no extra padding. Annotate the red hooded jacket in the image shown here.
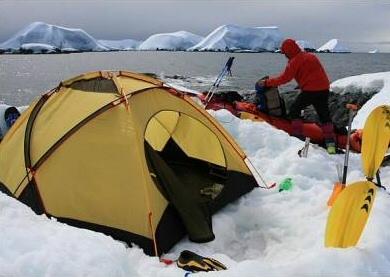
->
[265,39,330,91]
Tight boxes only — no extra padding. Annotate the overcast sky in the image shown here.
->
[1,0,390,52]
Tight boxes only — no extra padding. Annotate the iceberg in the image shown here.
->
[317,39,350,53]
[137,31,203,51]
[188,24,283,52]
[1,21,353,54]
[19,43,59,54]
[296,40,316,52]
[0,22,110,53]
[99,39,141,51]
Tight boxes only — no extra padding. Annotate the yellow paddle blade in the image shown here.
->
[325,181,376,248]
[361,105,390,179]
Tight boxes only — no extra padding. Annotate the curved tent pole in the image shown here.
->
[244,157,275,189]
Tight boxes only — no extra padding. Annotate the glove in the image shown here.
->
[176,250,227,272]
[255,84,263,92]
[255,79,266,87]
[255,78,268,92]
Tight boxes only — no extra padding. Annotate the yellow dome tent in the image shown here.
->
[0,70,258,256]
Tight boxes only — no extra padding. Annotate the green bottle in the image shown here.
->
[279,178,293,192]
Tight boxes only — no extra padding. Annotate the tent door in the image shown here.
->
[145,140,228,242]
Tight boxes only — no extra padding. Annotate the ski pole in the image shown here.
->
[204,57,234,107]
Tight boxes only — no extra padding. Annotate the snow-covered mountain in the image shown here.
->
[317,39,350,53]
[189,24,283,52]
[138,31,203,51]
[0,22,110,53]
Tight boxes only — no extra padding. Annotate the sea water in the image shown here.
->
[1,51,389,106]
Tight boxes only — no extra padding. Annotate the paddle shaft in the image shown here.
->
[342,104,358,184]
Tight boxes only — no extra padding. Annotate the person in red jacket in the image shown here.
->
[256,38,336,154]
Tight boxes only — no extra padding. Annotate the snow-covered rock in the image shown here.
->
[317,39,350,53]
[188,24,283,52]
[137,31,203,51]
[0,22,110,53]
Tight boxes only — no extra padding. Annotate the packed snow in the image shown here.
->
[1,22,353,54]
[330,71,390,129]
[1,72,390,276]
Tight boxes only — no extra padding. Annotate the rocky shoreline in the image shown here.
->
[159,73,379,129]
[281,89,377,128]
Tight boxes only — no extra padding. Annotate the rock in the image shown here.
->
[281,89,378,128]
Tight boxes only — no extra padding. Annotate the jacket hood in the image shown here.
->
[281,39,302,59]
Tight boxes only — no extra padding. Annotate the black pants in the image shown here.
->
[289,90,332,124]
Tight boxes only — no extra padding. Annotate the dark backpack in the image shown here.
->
[256,87,286,117]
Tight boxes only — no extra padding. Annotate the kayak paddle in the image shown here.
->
[325,105,390,248]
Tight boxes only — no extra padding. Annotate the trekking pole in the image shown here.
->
[204,57,234,108]
[327,103,358,206]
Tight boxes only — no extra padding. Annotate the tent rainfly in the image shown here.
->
[0,70,259,256]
